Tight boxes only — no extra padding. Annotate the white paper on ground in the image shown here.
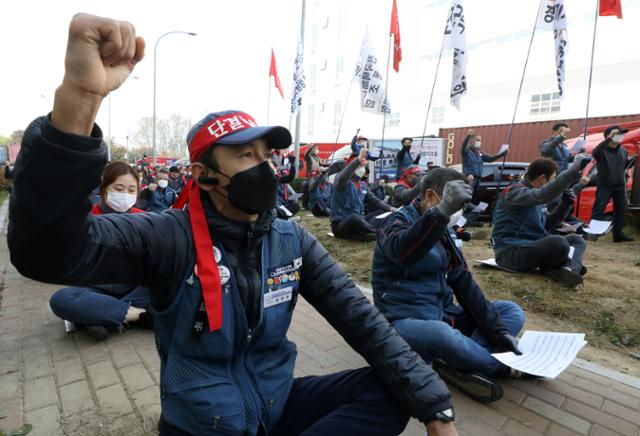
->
[498,144,509,155]
[278,205,293,217]
[492,330,587,379]
[472,258,519,273]
[375,211,393,219]
[472,202,489,213]
[583,219,612,235]
[568,246,575,259]
[288,192,303,201]
[455,216,467,227]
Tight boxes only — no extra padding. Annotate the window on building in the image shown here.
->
[385,112,400,128]
[431,106,445,124]
[335,56,344,79]
[320,59,327,71]
[309,64,317,93]
[307,104,315,136]
[530,92,561,115]
[333,100,343,129]
[323,17,329,29]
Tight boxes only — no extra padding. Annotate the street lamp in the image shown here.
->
[152,30,197,166]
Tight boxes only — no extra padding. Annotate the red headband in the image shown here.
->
[188,112,257,163]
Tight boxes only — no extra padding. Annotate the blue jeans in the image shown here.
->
[392,300,525,376]
[49,286,151,329]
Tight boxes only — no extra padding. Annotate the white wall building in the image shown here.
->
[300,0,640,142]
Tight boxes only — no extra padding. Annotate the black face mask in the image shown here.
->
[213,161,278,214]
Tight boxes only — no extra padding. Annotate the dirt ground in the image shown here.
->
[299,212,640,378]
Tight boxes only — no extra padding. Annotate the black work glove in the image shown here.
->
[562,188,577,203]
[495,333,522,355]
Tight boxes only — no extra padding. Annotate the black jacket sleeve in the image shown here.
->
[278,170,296,185]
[8,116,191,310]
[296,224,452,422]
[333,158,360,191]
[364,191,392,213]
[481,151,506,163]
[460,134,472,156]
[443,235,510,343]
[591,138,610,160]
[376,207,450,265]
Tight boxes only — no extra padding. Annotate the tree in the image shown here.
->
[129,115,191,158]
[110,144,128,162]
[10,130,24,145]
[0,136,11,146]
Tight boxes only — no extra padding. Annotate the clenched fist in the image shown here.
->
[52,14,145,135]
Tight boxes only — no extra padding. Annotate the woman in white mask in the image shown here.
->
[93,161,143,214]
[49,162,152,341]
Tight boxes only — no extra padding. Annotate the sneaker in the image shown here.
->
[432,359,503,404]
[137,311,154,329]
[613,232,634,242]
[82,324,109,341]
[353,232,376,242]
[579,265,588,276]
[541,266,583,287]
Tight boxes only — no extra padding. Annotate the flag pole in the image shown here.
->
[583,0,600,139]
[419,47,444,153]
[379,33,393,178]
[333,81,354,159]
[293,0,306,178]
[497,0,543,190]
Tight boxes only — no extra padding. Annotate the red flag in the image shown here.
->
[269,49,285,99]
[390,0,402,72]
[599,0,623,18]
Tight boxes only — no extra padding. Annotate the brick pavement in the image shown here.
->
[1,201,639,436]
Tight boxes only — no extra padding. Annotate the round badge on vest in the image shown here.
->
[218,265,231,285]
[213,246,222,263]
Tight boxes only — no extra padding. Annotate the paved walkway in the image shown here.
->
[1,201,639,436]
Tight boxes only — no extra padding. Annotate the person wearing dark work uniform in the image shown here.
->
[540,122,572,172]
[492,157,590,287]
[396,137,421,178]
[350,128,382,161]
[49,161,151,341]
[330,147,395,241]
[369,175,389,202]
[273,155,301,220]
[309,169,332,217]
[392,164,425,207]
[373,168,525,404]
[9,14,460,436]
[460,130,508,226]
[591,125,634,242]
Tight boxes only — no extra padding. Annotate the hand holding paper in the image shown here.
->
[498,144,509,155]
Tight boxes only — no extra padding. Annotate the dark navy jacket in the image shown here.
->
[373,204,509,343]
[308,173,332,211]
[540,135,571,172]
[492,168,581,251]
[147,186,177,212]
[460,134,505,177]
[10,116,453,435]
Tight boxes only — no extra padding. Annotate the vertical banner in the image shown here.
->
[536,0,568,98]
[290,35,306,116]
[353,30,391,114]
[442,0,468,110]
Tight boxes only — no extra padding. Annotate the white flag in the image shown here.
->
[290,35,306,115]
[536,0,568,98]
[353,30,391,114]
[442,0,467,110]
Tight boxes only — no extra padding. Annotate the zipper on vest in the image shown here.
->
[247,328,253,344]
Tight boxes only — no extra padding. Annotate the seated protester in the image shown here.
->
[363,170,394,222]
[492,157,590,287]
[373,168,525,403]
[392,165,425,208]
[11,15,461,435]
[330,147,394,241]
[309,169,332,217]
[369,175,390,202]
[350,128,382,161]
[167,165,186,194]
[273,156,301,220]
[143,168,177,212]
[49,162,151,341]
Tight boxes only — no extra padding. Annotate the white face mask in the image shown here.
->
[613,134,625,143]
[106,191,137,213]
[473,142,482,149]
[355,167,366,178]
[447,209,465,228]
[158,179,169,189]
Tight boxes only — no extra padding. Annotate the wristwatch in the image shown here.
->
[427,407,455,423]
